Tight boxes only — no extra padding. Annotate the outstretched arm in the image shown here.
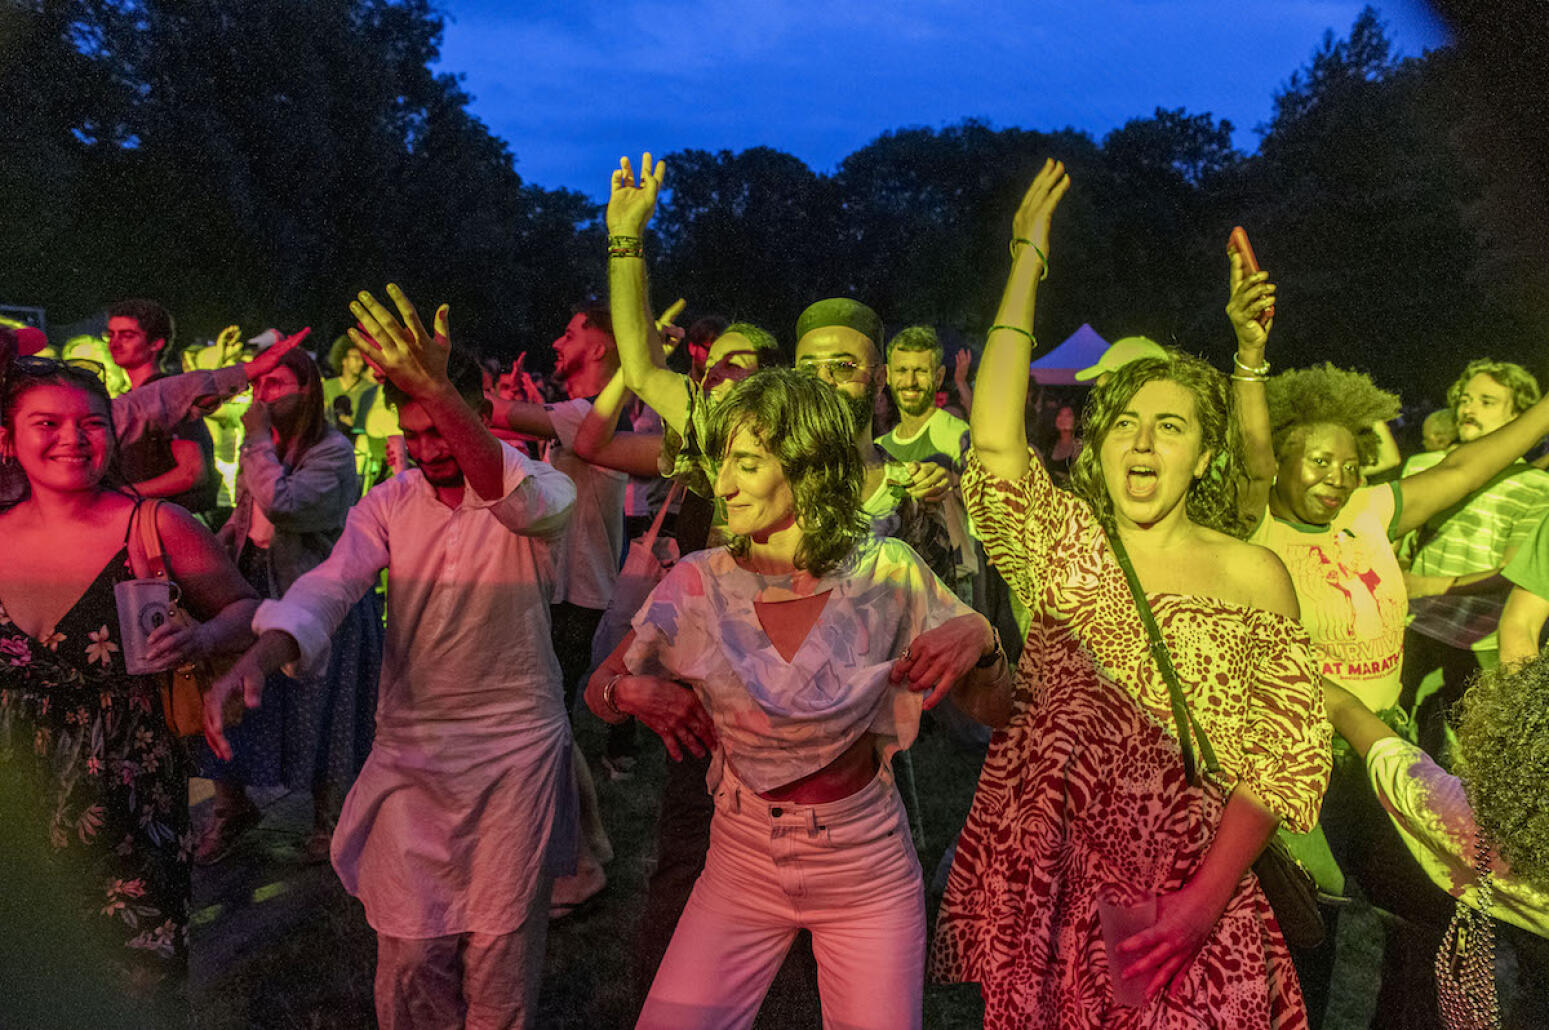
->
[607,153,694,433]
[1226,251,1277,527]
[972,159,1069,481]
[1393,391,1549,537]
[111,328,312,447]
[349,284,505,501]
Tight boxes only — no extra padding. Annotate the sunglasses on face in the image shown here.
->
[795,357,868,384]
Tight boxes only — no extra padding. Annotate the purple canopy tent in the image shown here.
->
[1028,323,1108,385]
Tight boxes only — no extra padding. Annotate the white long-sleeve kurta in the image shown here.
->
[254,441,579,938]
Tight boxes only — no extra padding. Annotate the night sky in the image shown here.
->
[435,0,1451,198]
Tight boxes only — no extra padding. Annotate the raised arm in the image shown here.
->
[1226,250,1278,527]
[573,366,669,477]
[110,328,311,446]
[951,347,974,415]
[1392,390,1549,537]
[350,284,505,501]
[1364,420,1401,478]
[607,153,694,433]
[972,159,1069,480]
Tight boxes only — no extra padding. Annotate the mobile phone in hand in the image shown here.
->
[1228,226,1274,325]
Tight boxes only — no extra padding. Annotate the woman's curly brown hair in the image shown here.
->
[1265,364,1401,466]
[705,368,870,577]
[1451,651,1549,892]
[1069,350,1249,537]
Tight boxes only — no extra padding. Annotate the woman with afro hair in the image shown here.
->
[1227,252,1549,1027]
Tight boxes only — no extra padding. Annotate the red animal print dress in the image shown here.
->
[930,451,1330,1029]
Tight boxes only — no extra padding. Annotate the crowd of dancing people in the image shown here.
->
[1,155,1547,1030]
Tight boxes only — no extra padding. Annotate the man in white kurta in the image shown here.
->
[207,289,578,1029]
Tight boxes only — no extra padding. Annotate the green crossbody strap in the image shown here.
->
[1104,523,1221,785]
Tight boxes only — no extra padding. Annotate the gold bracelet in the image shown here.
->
[602,673,628,717]
[1229,373,1268,382]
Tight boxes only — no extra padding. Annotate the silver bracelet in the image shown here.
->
[1233,352,1271,376]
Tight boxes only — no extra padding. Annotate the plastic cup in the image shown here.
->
[1097,892,1159,1008]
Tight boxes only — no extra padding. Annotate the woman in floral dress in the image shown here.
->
[0,353,259,1019]
[929,161,1331,1028]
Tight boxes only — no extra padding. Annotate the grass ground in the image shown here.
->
[193,711,1397,1029]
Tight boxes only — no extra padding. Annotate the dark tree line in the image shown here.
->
[3,2,1543,405]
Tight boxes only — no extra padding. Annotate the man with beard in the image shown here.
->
[491,306,629,718]
[207,286,577,1029]
[490,306,629,914]
[1398,358,1549,759]
[793,300,952,534]
[876,325,971,481]
[107,298,218,514]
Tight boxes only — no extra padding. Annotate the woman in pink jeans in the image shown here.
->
[587,368,1012,1030]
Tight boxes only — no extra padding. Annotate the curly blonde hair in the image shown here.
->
[704,369,870,577]
[1069,350,1248,537]
[1451,652,1549,891]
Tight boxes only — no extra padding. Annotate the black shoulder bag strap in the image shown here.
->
[1104,524,1221,785]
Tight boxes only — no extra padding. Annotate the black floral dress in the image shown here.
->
[0,546,190,1003]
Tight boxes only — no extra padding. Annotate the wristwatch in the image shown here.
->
[975,626,1005,669]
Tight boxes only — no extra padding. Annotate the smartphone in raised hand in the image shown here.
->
[1228,226,1274,325]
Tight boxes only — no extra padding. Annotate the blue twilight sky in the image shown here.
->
[435,0,1451,199]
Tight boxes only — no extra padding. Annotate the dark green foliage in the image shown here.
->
[2,2,1541,402]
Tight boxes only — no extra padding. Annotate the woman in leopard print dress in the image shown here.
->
[929,161,1330,1028]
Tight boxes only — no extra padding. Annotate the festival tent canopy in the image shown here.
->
[1029,323,1108,385]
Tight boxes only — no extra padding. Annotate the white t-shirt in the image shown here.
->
[545,398,629,610]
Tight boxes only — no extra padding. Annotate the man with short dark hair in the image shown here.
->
[107,298,217,512]
[491,306,629,714]
[207,287,577,1029]
[878,325,970,480]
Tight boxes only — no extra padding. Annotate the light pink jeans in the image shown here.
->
[637,765,925,1030]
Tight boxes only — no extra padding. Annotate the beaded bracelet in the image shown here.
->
[608,234,644,259]
[989,324,1037,345]
[1233,352,1271,376]
[1009,237,1050,280]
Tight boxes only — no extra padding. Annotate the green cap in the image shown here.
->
[795,298,883,350]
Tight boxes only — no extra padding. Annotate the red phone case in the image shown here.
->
[1228,226,1274,322]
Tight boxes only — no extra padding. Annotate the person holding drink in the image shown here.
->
[0,347,258,1018]
[930,160,1330,1027]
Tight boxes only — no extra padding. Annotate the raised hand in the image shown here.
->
[216,324,244,365]
[240,398,271,436]
[953,347,972,382]
[242,327,312,383]
[348,284,451,402]
[1011,159,1071,262]
[607,152,666,237]
[1227,251,1276,351]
